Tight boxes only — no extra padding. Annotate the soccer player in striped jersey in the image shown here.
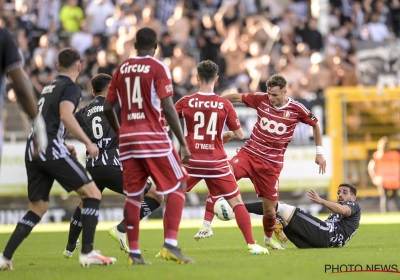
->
[104,27,193,265]
[0,48,115,270]
[194,74,327,250]
[175,60,269,255]
[63,74,164,257]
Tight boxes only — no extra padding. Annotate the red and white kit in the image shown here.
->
[175,92,241,199]
[231,92,318,200]
[106,56,188,195]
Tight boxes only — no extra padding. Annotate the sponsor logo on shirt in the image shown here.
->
[165,84,173,93]
[120,63,150,74]
[259,117,287,135]
[235,119,240,127]
[188,98,224,109]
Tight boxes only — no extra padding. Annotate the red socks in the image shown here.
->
[164,188,186,240]
[124,197,142,251]
[204,193,217,223]
[233,203,255,244]
[263,214,276,238]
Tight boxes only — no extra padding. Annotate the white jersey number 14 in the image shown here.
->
[125,76,143,110]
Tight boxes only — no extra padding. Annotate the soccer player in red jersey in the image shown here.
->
[103,27,193,265]
[175,60,269,255]
[194,74,327,250]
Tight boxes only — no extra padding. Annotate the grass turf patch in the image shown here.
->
[0,223,399,280]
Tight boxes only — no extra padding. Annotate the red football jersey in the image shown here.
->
[241,93,318,166]
[106,56,174,160]
[175,92,241,178]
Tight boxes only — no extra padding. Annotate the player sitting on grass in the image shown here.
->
[245,183,361,248]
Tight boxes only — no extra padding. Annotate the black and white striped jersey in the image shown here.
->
[74,96,121,168]
[25,75,81,161]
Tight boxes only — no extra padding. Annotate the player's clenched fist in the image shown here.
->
[86,143,99,158]
[180,145,191,164]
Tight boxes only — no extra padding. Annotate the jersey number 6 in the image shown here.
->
[92,116,103,139]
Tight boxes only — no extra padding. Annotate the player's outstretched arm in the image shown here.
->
[60,102,98,158]
[104,100,120,135]
[312,123,326,174]
[161,96,191,163]
[220,93,243,103]
[308,190,351,217]
[8,67,47,152]
[223,128,244,143]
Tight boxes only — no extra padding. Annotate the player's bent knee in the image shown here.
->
[155,193,164,204]
[76,182,102,200]
[227,195,243,208]
[262,203,276,217]
[29,201,48,218]
[144,185,157,199]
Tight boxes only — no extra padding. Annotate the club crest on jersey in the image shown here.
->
[283,110,290,119]
[233,158,239,164]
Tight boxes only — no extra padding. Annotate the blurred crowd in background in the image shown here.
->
[1,0,399,139]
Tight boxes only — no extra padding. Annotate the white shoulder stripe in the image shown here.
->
[149,57,171,79]
[292,102,310,114]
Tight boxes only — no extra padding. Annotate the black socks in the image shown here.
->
[3,210,41,260]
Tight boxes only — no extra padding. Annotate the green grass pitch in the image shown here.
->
[0,217,399,280]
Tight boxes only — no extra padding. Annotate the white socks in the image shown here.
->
[276,203,296,221]
[165,238,178,247]
[203,221,211,228]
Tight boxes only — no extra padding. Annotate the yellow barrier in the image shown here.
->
[325,87,400,200]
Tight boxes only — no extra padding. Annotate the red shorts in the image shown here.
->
[122,149,189,196]
[229,149,282,200]
[186,173,239,200]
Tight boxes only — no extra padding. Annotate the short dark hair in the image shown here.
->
[135,27,157,49]
[266,74,287,90]
[339,183,357,196]
[58,48,80,69]
[197,60,218,84]
[91,73,112,95]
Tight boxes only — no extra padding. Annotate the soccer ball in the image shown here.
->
[214,198,235,221]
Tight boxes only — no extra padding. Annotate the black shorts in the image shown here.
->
[283,208,331,248]
[86,165,152,196]
[26,156,92,202]
[87,165,123,195]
